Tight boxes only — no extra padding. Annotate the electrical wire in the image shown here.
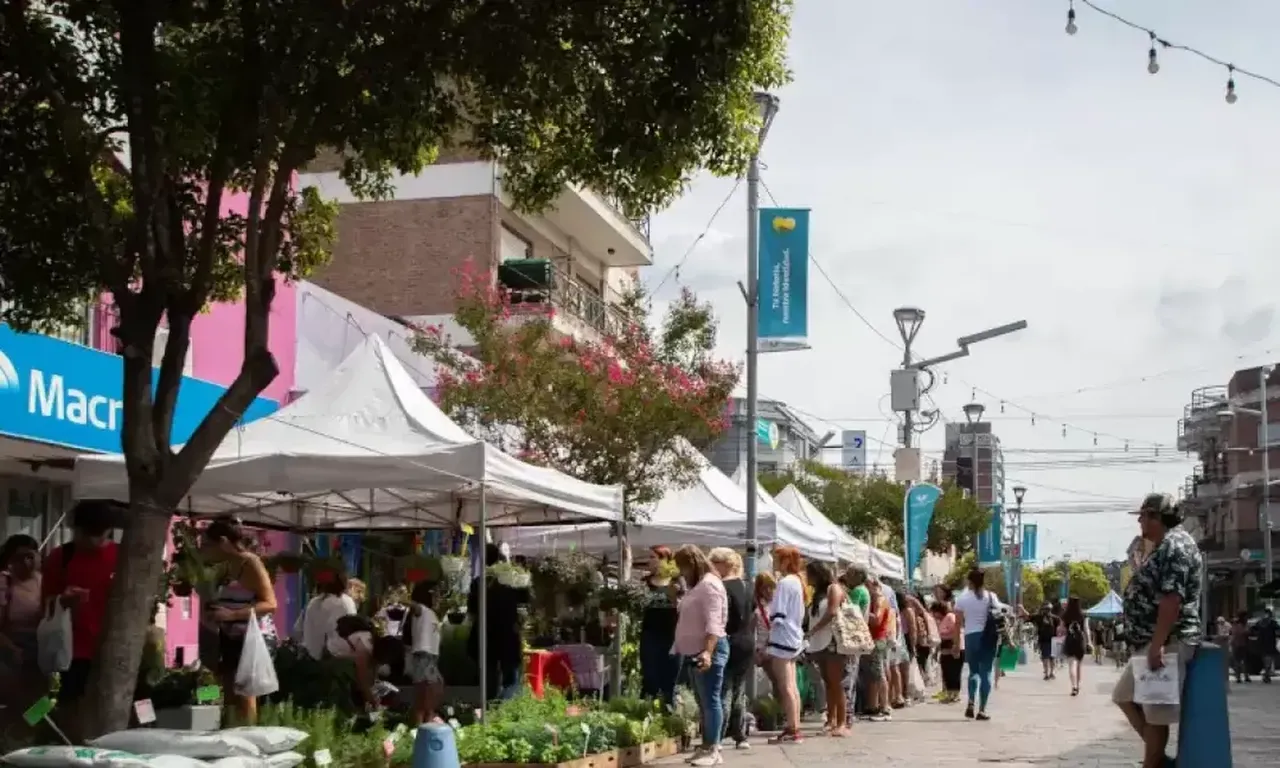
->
[1071,0,1280,96]
[648,180,741,296]
[757,175,1178,453]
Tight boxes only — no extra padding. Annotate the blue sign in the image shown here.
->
[757,208,810,341]
[0,324,279,454]
[755,418,779,449]
[1021,524,1038,563]
[904,483,943,583]
[976,503,1003,567]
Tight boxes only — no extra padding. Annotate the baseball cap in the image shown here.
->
[1138,493,1181,525]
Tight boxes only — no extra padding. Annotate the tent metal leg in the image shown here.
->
[478,484,488,721]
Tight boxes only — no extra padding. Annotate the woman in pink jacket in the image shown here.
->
[673,545,728,767]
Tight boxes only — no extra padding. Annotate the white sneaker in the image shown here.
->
[684,748,708,764]
[734,740,751,750]
[689,748,724,766]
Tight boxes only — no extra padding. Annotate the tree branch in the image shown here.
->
[150,310,192,457]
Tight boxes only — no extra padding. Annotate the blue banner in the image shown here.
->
[0,324,278,453]
[976,503,1003,567]
[904,483,943,581]
[1021,524,1038,563]
[755,419,779,449]
[757,208,810,341]
[1059,576,1069,602]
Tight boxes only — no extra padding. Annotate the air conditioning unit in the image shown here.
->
[152,325,194,375]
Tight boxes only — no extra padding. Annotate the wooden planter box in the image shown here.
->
[466,748,619,768]
[650,740,679,760]
[619,740,679,767]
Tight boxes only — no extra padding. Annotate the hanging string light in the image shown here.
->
[1066,0,1280,104]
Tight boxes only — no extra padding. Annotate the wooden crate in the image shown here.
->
[649,740,679,760]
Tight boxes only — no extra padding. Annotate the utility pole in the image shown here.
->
[1013,486,1027,610]
[743,91,778,703]
[1262,366,1273,590]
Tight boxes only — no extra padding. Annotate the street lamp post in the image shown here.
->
[964,401,986,556]
[893,308,926,453]
[1261,366,1273,590]
[1013,485,1027,610]
[744,90,778,703]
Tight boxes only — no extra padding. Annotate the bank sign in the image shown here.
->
[0,324,279,454]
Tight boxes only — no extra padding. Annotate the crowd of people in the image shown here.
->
[631,542,1017,766]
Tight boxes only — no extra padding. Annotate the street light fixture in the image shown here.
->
[893,307,925,348]
[963,402,986,425]
[1014,485,1027,504]
[1011,485,1028,610]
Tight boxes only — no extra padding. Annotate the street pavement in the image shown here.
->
[656,661,1280,767]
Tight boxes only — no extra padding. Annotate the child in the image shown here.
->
[404,581,444,725]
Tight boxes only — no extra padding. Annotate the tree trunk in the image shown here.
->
[73,488,172,739]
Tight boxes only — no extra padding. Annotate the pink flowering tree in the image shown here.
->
[414,261,739,517]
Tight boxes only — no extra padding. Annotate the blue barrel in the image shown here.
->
[412,723,461,768]
[1176,643,1232,768]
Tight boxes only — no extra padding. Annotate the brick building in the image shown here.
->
[941,420,1005,508]
[1179,365,1278,616]
[298,147,652,343]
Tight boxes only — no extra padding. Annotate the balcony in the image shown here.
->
[0,299,118,353]
[542,186,652,269]
[1177,385,1229,452]
[497,259,630,342]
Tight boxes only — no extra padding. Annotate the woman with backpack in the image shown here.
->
[954,569,1003,721]
[1061,597,1091,696]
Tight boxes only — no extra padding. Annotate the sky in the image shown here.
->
[642,0,1280,563]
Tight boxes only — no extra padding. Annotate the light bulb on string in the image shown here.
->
[1000,401,1005,414]
[1226,65,1238,104]
[1065,1,1077,35]
[1124,441,1130,453]
[1093,433,1098,446]
[1147,34,1160,75]
[1061,425,1067,438]
[1155,445,1161,457]
[1030,415,1036,426]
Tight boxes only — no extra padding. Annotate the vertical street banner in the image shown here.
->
[977,503,1003,567]
[1020,524,1038,563]
[841,430,866,474]
[903,483,943,581]
[757,208,810,351]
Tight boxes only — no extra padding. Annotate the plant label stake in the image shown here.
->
[195,685,222,704]
[313,749,332,767]
[133,699,156,725]
[579,724,591,758]
[22,697,70,745]
[543,724,558,746]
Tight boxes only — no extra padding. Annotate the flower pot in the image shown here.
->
[154,705,221,731]
[448,611,466,625]
[171,581,194,598]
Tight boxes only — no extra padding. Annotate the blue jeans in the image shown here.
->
[964,631,995,710]
[689,638,730,748]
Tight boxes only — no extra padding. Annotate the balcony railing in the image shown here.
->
[600,193,651,242]
[497,259,631,338]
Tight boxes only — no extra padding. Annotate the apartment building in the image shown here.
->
[1179,365,1278,616]
[941,420,1005,508]
[704,397,825,478]
[298,148,652,344]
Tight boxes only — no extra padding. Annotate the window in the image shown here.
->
[179,596,193,619]
[500,225,533,262]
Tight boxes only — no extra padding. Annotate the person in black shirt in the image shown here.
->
[1033,603,1060,680]
[1257,609,1278,682]
[709,548,753,749]
[466,544,530,701]
[639,547,682,705]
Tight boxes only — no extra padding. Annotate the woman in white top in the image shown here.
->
[297,575,377,707]
[765,546,806,744]
[953,569,1003,721]
[804,561,851,736]
[404,581,444,724]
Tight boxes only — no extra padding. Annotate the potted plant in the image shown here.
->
[150,666,223,731]
[488,560,531,589]
[397,553,443,584]
[307,556,346,587]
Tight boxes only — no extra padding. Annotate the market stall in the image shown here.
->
[772,484,872,566]
[73,335,625,710]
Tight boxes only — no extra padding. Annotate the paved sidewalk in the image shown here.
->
[657,661,1280,767]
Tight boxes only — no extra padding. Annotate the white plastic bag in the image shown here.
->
[907,660,926,700]
[1131,654,1181,706]
[234,611,279,698]
[218,729,307,756]
[89,732,262,759]
[36,601,73,675]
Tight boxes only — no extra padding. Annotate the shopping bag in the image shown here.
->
[234,611,280,697]
[36,600,73,675]
[1130,654,1180,706]
[907,659,926,700]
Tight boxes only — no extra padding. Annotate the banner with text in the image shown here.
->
[904,483,943,581]
[976,503,1004,567]
[1020,524,1038,563]
[757,208,810,346]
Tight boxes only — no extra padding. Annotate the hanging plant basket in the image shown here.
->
[398,554,443,584]
[171,580,194,598]
[305,556,347,586]
[264,552,308,577]
[447,611,467,625]
[488,561,531,589]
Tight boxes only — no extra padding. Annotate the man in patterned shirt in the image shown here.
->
[1111,493,1203,768]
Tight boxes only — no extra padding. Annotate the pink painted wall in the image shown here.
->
[163,190,301,664]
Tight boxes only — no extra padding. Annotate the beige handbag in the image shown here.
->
[834,600,874,656]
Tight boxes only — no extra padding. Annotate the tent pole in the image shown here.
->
[478,485,489,721]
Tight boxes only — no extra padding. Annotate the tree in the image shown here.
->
[941,552,1043,611]
[1041,561,1111,607]
[416,275,739,522]
[0,1,790,735]
[761,465,988,556]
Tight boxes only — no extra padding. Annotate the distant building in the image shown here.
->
[704,397,824,477]
[940,420,1005,507]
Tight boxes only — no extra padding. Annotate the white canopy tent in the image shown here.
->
[501,456,841,562]
[73,335,623,715]
[773,484,872,566]
[73,335,623,529]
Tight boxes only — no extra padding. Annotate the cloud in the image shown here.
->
[638,0,1280,561]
